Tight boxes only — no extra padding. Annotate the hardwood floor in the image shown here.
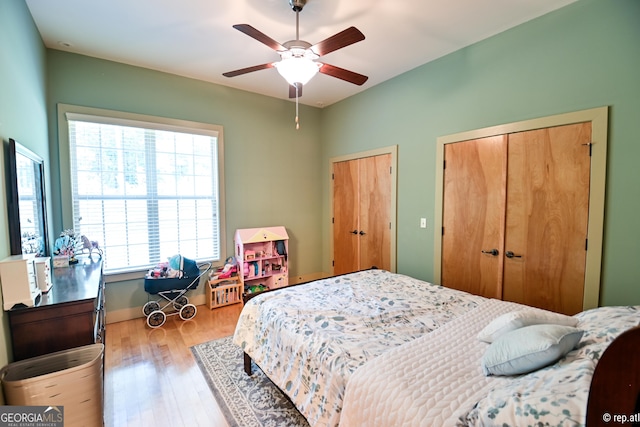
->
[104,303,244,427]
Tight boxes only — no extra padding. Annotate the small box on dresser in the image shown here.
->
[53,255,69,268]
[34,257,52,292]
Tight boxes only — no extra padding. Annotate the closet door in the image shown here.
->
[441,123,591,314]
[359,154,392,271]
[333,159,360,275]
[503,123,591,315]
[441,136,507,298]
[332,154,392,275]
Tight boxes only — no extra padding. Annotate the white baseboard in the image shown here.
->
[105,273,329,324]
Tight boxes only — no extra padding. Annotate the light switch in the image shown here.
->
[420,218,427,228]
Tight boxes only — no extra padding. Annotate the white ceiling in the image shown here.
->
[25,0,576,107]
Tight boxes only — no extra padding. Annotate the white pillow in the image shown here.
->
[477,310,579,343]
[482,324,584,376]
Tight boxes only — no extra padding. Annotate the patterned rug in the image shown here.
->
[191,336,309,427]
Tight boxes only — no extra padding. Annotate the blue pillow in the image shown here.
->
[482,324,584,376]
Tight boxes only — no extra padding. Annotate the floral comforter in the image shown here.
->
[232,269,484,427]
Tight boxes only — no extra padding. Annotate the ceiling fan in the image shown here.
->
[222,0,368,100]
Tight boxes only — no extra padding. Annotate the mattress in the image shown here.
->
[339,299,519,427]
[233,269,640,427]
[233,269,484,427]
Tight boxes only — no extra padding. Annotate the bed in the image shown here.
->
[232,269,640,427]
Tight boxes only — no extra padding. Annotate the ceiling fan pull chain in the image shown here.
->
[295,84,300,130]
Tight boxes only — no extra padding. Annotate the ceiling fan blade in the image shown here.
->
[223,63,274,78]
[310,27,365,57]
[289,83,303,98]
[319,63,368,86]
[233,24,286,51]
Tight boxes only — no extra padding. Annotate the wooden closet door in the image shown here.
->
[503,123,591,315]
[441,136,508,298]
[359,154,392,271]
[333,154,392,275]
[333,159,360,275]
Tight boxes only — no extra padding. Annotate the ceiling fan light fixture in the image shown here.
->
[223,0,367,112]
[274,56,320,86]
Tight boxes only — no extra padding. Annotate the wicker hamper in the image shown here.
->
[1,343,104,427]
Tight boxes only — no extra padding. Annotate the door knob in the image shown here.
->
[481,249,499,256]
[505,251,523,259]
[359,230,366,236]
[350,230,358,235]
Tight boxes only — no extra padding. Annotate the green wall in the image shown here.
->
[321,0,640,306]
[2,0,640,364]
[46,51,324,315]
[0,1,49,367]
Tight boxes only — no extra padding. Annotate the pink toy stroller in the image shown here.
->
[143,256,210,328]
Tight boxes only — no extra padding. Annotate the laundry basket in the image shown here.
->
[1,343,104,427]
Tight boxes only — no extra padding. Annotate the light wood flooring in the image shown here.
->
[104,303,244,427]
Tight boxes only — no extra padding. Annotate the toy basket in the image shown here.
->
[208,279,243,309]
[1,343,104,427]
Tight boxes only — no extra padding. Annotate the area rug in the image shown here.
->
[191,336,309,427]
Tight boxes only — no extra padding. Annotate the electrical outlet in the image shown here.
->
[420,218,427,228]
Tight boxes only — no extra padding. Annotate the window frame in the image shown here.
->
[57,104,226,280]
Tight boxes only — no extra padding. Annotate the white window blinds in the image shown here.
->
[66,112,223,273]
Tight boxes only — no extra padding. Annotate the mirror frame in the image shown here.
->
[5,138,50,257]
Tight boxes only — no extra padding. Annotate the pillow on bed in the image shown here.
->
[477,310,579,343]
[482,324,583,376]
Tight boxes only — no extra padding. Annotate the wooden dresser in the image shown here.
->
[8,256,105,361]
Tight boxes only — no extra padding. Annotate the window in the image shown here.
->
[61,106,225,274]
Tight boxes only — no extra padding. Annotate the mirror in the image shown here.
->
[5,138,49,256]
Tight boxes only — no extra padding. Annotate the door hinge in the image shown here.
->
[332,260,335,267]
[443,160,446,169]
[332,217,334,224]
[582,142,593,156]
[390,166,392,174]
[442,227,445,235]
[332,173,335,180]
[585,238,588,250]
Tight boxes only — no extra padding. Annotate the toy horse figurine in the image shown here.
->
[81,235,103,257]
